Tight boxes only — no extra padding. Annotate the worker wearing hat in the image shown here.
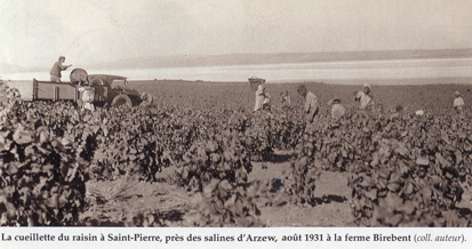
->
[354,83,374,110]
[453,90,465,114]
[328,98,346,121]
[50,56,72,82]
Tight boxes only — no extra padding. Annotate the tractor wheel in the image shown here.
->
[111,94,132,108]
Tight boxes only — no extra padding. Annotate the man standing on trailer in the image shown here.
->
[50,56,72,82]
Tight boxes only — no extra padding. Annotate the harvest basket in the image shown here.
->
[248,77,266,91]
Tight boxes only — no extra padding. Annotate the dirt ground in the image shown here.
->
[84,147,472,227]
[250,158,353,226]
[84,150,354,226]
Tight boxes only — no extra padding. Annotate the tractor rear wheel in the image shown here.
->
[111,94,132,108]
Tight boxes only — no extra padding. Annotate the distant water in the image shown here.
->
[3,57,472,83]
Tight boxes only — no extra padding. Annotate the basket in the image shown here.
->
[70,68,88,84]
[248,77,266,91]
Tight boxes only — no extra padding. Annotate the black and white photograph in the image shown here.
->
[1,0,472,231]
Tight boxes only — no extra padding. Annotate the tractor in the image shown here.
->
[69,68,143,107]
[8,68,146,108]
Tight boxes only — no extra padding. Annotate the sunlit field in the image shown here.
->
[1,79,472,226]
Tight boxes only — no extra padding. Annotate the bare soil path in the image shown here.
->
[250,150,353,226]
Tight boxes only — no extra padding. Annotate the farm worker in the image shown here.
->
[453,91,465,114]
[50,56,72,82]
[140,92,154,107]
[415,109,425,116]
[262,92,271,111]
[354,83,374,110]
[280,90,291,110]
[328,98,346,120]
[389,105,404,120]
[78,82,95,112]
[297,85,319,124]
[254,83,270,112]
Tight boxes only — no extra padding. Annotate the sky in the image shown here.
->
[0,0,471,69]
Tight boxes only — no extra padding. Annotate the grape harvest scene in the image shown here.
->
[1,0,472,227]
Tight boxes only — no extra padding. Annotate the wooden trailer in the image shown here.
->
[6,79,78,102]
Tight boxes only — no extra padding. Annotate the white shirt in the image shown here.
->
[78,86,95,111]
[281,95,291,107]
[331,103,346,120]
[79,86,95,103]
[263,93,271,105]
[453,97,465,109]
[254,84,266,111]
[355,91,373,109]
[415,110,425,116]
[304,91,319,122]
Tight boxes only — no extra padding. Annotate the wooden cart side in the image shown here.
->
[32,80,78,102]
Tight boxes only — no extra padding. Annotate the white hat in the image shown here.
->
[327,98,341,105]
[415,110,425,116]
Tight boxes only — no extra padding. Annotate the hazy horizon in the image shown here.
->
[2,48,472,74]
[1,0,471,71]
[4,57,472,83]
